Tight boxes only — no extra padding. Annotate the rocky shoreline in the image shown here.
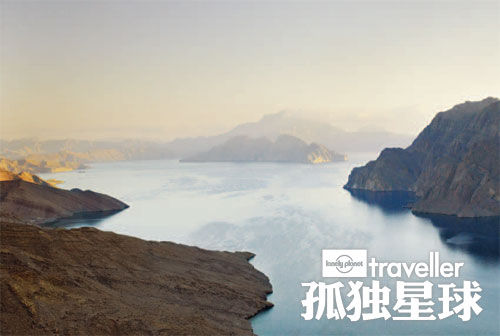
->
[345,98,500,217]
[0,179,129,225]
[0,222,273,335]
[0,169,273,335]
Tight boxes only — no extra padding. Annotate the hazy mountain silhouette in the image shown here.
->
[1,112,413,161]
[167,111,413,157]
[181,134,346,164]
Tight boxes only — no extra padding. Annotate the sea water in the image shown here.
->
[40,154,500,335]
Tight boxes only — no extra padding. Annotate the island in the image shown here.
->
[181,134,347,164]
[344,97,500,217]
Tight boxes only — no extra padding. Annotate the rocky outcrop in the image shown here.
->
[0,155,88,174]
[344,97,500,217]
[181,134,346,164]
[0,179,129,224]
[0,140,175,165]
[0,221,273,335]
[0,169,53,186]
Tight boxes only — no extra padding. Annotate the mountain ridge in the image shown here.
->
[1,112,413,163]
[181,134,346,164]
[344,97,500,217]
[0,177,129,225]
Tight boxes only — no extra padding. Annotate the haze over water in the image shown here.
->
[41,154,499,335]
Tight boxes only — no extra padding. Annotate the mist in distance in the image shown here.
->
[1,1,499,141]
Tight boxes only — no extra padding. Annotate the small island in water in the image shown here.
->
[181,134,346,164]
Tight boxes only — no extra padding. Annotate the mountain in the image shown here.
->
[181,134,346,164]
[344,97,500,217]
[168,111,413,157]
[0,139,179,174]
[0,176,129,224]
[0,155,88,174]
[0,221,272,335]
[0,168,54,187]
[1,112,412,164]
[0,139,175,161]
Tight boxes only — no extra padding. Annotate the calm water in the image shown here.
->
[40,154,500,335]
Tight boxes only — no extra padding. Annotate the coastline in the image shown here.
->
[0,222,273,335]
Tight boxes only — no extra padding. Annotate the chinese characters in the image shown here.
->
[301,280,482,321]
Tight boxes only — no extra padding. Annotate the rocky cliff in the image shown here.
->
[344,97,500,217]
[181,134,346,164]
[0,221,273,335]
[0,178,129,224]
[0,169,53,186]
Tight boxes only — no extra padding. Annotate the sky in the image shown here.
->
[1,0,499,140]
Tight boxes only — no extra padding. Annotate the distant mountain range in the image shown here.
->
[345,97,500,217]
[166,111,413,157]
[181,134,346,164]
[0,155,87,175]
[0,139,175,161]
[1,112,413,167]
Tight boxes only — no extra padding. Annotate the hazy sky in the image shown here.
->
[1,0,499,140]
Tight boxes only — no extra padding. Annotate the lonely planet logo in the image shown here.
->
[323,250,367,277]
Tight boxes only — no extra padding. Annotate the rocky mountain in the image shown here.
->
[0,155,88,174]
[344,97,500,217]
[0,140,176,174]
[168,111,413,157]
[0,168,54,187]
[0,221,273,335]
[1,113,412,164]
[0,177,129,224]
[181,134,346,164]
[0,139,175,161]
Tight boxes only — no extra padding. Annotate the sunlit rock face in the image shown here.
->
[345,97,500,217]
[181,134,346,164]
[0,168,53,186]
[0,154,88,174]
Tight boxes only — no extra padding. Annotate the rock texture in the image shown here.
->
[0,221,273,335]
[0,169,53,187]
[0,155,88,174]
[0,179,129,224]
[345,97,500,217]
[181,134,346,164]
[0,140,175,163]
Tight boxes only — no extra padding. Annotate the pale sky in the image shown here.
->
[1,0,499,140]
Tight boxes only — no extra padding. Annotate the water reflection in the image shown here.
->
[347,189,500,263]
[39,159,500,335]
[43,210,127,229]
[416,213,500,263]
[345,188,417,214]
